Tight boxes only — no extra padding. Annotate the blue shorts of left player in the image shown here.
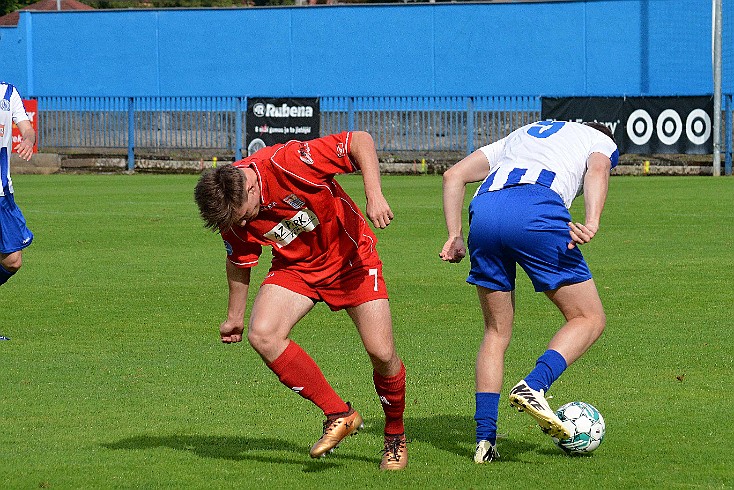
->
[0,191,34,254]
[467,184,591,292]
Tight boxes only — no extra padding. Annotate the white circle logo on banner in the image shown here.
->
[685,109,711,145]
[253,103,266,118]
[627,109,654,145]
[248,138,266,156]
[656,109,683,146]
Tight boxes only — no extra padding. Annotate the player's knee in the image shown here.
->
[3,263,21,274]
[1,253,22,273]
[483,328,512,351]
[246,325,280,354]
[588,310,606,338]
[362,341,392,365]
[246,328,265,350]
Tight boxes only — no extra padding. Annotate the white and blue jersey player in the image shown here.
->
[0,82,36,287]
[440,120,618,463]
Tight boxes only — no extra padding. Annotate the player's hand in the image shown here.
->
[219,320,244,344]
[15,139,34,161]
[440,236,466,263]
[366,194,394,229]
[568,222,598,249]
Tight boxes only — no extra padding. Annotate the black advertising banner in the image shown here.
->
[246,97,320,155]
[541,96,713,154]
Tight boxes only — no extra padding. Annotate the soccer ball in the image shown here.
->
[552,401,605,454]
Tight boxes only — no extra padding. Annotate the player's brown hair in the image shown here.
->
[583,121,616,143]
[194,164,247,233]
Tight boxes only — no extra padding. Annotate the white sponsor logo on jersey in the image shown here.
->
[336,142,347,158]
[264,208,319,248]
[298,142,314,165]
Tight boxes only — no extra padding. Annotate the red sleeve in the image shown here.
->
[221,227,262,268]
[279,131,356,178]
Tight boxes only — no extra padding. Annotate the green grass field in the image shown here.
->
[1,174,732,489]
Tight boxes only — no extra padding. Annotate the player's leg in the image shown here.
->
[515,281,604,398]
[465,190,518,462]
[508,280,604,440]
[347,298,407,470]
[247,283,315,362]
[248,282,358,458]
[473,286,514,463]
[0,251,22,286]
[347,298,402,377]
[505,185,586,438]
[0,192,33,287]
[544,278,606,366]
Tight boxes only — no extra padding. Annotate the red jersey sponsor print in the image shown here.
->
[221,131,379,283]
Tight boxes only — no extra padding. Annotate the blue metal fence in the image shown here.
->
[34,95,733,174]
[726,94,733,174]
[321,96,541,155]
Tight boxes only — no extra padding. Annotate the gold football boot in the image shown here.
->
[309,402,364,458]
[379,434,408,470]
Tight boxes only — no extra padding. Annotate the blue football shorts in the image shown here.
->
[467,184,592,292]
[0,192,34,254]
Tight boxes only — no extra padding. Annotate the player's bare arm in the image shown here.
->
[568,152,611,249]
[15,120,35,161]
[440,150,491,263]
[350,131,394,229]
[221,260,251,343]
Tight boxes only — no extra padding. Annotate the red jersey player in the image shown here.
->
[194,131,407,470]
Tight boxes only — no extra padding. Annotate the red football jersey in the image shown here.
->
[221,132,379,283]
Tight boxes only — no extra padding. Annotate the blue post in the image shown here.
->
[127,97,135,171]
[235,96,242,161]
[347,97,354,132]
[466,97,475,154]
[725,94,732,176]
[23,12,34,96]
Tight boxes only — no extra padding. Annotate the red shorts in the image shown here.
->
[262,252,389,311]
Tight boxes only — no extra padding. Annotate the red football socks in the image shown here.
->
[373,361,406,435]
[267,340,349,416]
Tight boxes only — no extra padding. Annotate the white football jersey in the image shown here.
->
[476,121,619,208]
[0,82,31,196]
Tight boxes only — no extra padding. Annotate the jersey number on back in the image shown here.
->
[527,120,565,138]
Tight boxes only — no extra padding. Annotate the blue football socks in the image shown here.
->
[475,392,500,444]
[0,265,15,286]
[524,349,568,393]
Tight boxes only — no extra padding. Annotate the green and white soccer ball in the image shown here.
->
[552,401,605,454]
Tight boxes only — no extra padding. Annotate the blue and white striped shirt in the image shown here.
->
[0,83,31,196]
[475,121,619,209]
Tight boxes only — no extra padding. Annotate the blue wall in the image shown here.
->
[0,0,728,98]
[0,18,28,90]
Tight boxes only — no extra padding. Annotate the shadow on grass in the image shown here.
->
[102,414,548,469]
[102,434,375,472]
[405,414,545,462]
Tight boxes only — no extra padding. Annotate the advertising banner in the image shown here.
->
[246,98,320,156]
[12,99,38,153]
[541,96,713,154]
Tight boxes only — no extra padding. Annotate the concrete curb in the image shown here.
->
[10,152,724,176]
